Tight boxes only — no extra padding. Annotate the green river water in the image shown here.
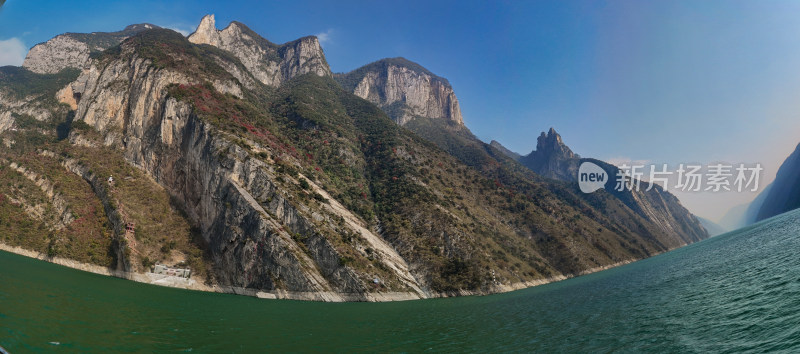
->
[2,208,800,352]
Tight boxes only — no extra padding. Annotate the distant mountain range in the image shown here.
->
[489,129,707,244]
[697,217,727,236]
[719,142,800,229]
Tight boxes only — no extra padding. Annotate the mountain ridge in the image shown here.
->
[188,14,331,88]
[0,15,709,301]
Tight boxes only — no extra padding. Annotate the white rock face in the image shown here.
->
[188,14,331,87]
[187,14,221,47]
[352,64,463,126]
[23,35,90,74]
[74,47,193,136]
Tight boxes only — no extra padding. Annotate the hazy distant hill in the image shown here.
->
[697,217,728,236]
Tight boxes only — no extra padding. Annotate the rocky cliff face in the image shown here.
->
[23,24,160,74]
[23,36,90,74]
[756,143,800,221]
[188,14,331,87]
[335,58,463,126]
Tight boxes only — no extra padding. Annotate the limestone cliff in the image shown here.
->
[23,36,90,75]
[188,14,331,87]
[335,58,463,126]
[23,24,161,74]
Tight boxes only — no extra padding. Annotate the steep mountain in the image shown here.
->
[756,143,800,221]
[515,128,707,242]
[518,128,580,181]
[188,14,330,87]
[2,16,709,301]
[23,23,162,74]
[334,58,463,126]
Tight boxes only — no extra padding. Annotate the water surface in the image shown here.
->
[2,209,800,352]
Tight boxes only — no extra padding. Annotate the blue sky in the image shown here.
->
[2,0,800,221]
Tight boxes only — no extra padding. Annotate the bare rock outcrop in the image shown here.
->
[23,24,161,74]
[336,57,463,126]
[188,14,331,87]
[23,35,90,74]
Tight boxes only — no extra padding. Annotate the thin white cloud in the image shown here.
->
[0,38,27,66]
[315,29,334,45]
[605,157,651,168]
[166,26,193,37]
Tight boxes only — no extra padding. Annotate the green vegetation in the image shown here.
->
[0,67,80,100]
[68,23,160,52]
[0,147,115,266]
[96,28,249,85]
[0,103,210,275]
[64,142,211,279]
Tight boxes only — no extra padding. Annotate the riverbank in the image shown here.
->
[0,241,642,302]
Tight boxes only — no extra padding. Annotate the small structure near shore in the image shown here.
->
[152,264,191,279]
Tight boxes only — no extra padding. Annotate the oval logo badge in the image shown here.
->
[578,161,608,193]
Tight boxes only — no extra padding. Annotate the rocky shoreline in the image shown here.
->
[0,241,644,302]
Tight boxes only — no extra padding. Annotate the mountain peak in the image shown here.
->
[335,57,463,126]
[517,127,579,181]
[188,14,221,46]
[187,14,330,87]
[536,127,572,157]
[22,22,161,74]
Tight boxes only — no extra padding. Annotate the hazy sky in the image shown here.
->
[1,0,799,222]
